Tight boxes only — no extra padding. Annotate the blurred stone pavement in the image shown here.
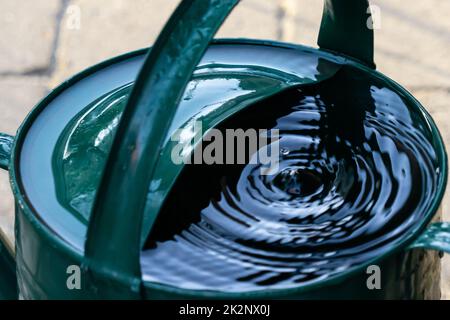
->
[0,0,449,298]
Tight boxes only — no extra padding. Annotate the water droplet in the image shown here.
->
[280,147,290,155]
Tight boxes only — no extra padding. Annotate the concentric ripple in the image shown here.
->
[141,67,441,292]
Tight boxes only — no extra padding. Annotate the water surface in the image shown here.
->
[141,67,441,292]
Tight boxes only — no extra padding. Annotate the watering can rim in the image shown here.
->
[14,39,349,252]
[8,38,351,242]
[4,38,448,298]
[4,37,410,251]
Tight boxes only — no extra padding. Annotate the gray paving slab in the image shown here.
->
[0,0,61,74]
[51,0,279,84]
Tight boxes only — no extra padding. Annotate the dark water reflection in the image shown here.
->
[141,67,440,292]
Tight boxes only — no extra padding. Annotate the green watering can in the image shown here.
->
[0,0,449,299]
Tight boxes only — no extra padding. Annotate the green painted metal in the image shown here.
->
[140,58,450,299]
[0,133,14,170]
[136,0,375,244]
[143,248,443,299]
[84,0,240,298]
[409,222,450,252]
[318,0,375,68]
[0,133,17,298]
[0,232,17,299]
[85,0,377,290]
[0,0,449,300]
[9,41,346,299]
[49,46,342,249]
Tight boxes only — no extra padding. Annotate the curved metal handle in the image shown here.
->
[84,0,375,296]
[408,222,450,254]
[85,0,240,297]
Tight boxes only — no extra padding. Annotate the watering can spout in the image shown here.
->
[318,0,375,68]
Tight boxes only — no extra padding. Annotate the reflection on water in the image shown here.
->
[53,84,131,222]
[141,67,441,292]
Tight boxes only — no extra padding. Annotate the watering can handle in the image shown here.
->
[84,0,375,294]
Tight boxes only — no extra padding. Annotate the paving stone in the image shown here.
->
[372,0,450,88]
[51,0,176,84]
[51,0,279,84]
[277,0,322,46]
[0,0,61,74]
[217,0,279,39]
[443,254,450,299]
